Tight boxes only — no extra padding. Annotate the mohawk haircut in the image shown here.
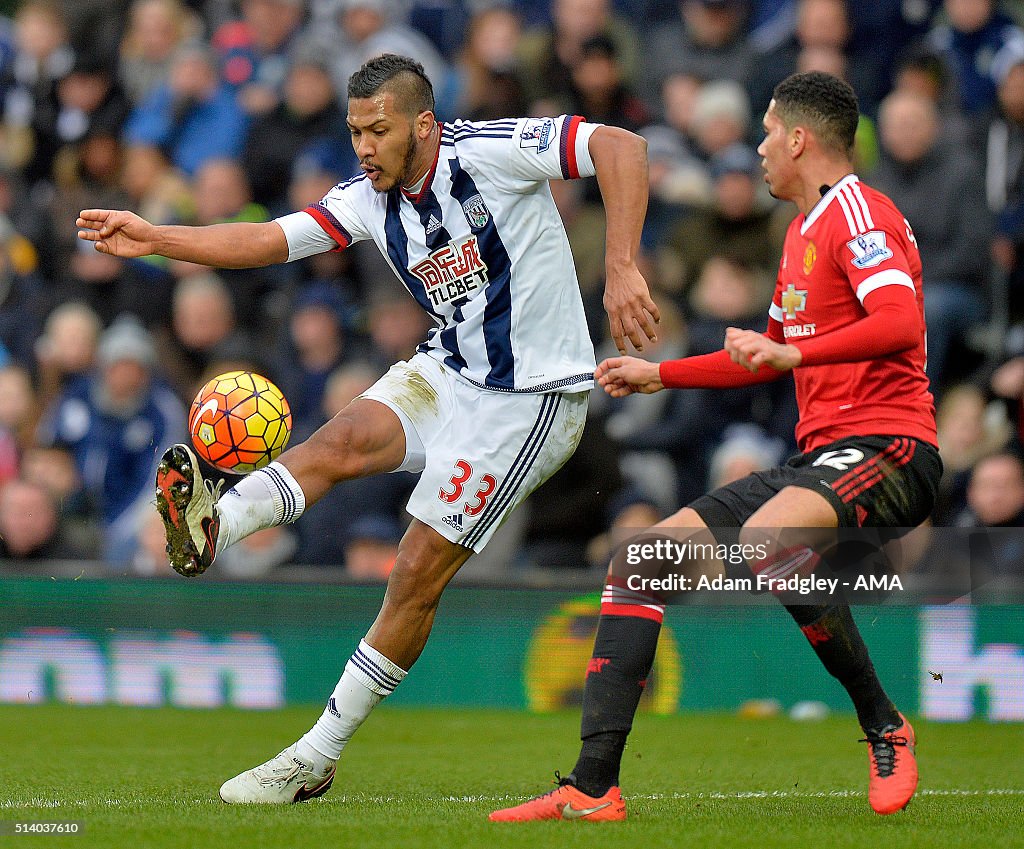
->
[772,71,859,157]
[347,54,434,118]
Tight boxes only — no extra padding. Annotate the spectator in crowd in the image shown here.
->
[518,0,640,111]
[0,213,45,367]
[275,282,365,440]
[241,47,349,214]
[926,0,1024,116]
[343,515,401,579]
[34,301,101,412]
[567,35,649,132]
[37,314,185,562]
[41,55,131,157]
[118,0,201,106]
[585,488,664,570]
[0,477,78,559]
[2,1,74,182]
[159,271,257,402]
[453,4,527,121]
[892,45,974,150]
[124,42,249,176]
[707,422,785,489]
[45,132,165,325]
[933,383,1011,523]
[986,42,1024,314]
[315,0,452,116]
[871,88,993,392]
[639,73,715,242]
[365,295,432,375]
[292,360,416,567]
[120,143,193,229]
[213,0,307,116]
[216,525,298,577]
[0,362,38,455]
[660,143,779,298]
[958,451,1024,537]
[178,157,282,328]
[129,505,175,575]
[690,79,752,161]
[643,0,754,107]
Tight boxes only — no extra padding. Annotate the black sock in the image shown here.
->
[784,603,899,732]
[571,614,662,796]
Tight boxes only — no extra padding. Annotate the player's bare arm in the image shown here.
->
[588,126,660,354]
[76,209,289,268]
[595,355,664,397]
[725,327,802,373]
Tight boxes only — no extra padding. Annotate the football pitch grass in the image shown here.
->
[2,706,1022,848]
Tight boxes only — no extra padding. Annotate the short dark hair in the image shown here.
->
[347,54,434,117]
[772,71,859,156]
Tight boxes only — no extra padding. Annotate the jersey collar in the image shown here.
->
[401,122,443,205]
[800,173,859,235]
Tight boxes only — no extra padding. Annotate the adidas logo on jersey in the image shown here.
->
[443,514,464,531]
[425,215,442,235]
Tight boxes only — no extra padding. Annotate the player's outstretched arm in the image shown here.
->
[595,356,664,397]
[589,126,660,354]
[77,209,289,269]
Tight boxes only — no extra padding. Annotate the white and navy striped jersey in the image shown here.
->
[275,115,601,393]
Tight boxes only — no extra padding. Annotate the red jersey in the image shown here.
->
[767,175,936,451]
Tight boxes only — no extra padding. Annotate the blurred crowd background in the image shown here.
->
[0,0,1023,581]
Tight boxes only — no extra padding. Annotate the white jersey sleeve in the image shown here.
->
[273,174,374,262]
[449,115,600,188]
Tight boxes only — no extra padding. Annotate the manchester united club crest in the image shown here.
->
[462,194,490,230]
[803,241,817,275]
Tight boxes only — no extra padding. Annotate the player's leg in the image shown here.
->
[157,371,413,575]
[489,507,722,822]
[219,520,472,804]
[217,397,408,550]
[738,453,929,816]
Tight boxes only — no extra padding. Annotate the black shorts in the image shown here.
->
[690,435,942,532]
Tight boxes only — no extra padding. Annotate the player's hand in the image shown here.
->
[724,327,802,373]
[603,263,661,354]
[595,356,663,397]
[76,209,159,258]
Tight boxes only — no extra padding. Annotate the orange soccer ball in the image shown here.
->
[189,371,292,473]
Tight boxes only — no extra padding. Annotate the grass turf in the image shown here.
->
[0,705,1021,848]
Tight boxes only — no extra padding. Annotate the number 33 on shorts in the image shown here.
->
[439,460,497,517]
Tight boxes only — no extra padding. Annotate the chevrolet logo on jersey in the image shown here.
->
[410,234,489,307]
[781,283,808,319]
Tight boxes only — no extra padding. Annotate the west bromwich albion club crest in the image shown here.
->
[462,194,490,230]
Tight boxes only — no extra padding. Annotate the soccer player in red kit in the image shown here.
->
[491,71,941,822]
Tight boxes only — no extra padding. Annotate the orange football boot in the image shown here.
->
[489,774,626,822]
[862,712,918,814]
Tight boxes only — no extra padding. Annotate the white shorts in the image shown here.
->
[360,353,589,551]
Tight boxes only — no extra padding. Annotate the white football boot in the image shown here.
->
[219,744,337,804]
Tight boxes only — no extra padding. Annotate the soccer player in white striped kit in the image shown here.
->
[76,54,659,803]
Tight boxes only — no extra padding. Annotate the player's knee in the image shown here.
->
[384,553,447,612]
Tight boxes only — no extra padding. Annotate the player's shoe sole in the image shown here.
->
[219,744,337,804]
[154,443,221,577]
[863,712,917,815]
[489,778,626,822]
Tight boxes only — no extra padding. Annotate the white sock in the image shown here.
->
[298,640,408,762]
[216,461,306,553]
